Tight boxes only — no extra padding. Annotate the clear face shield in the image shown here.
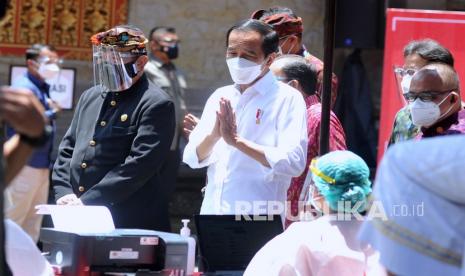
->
[93,45,141,92]
[394,66,417,106]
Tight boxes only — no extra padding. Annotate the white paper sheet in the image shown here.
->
[36,205,115,233]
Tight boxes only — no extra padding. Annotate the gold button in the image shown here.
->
[89,140,96,146]
[100,121,106,127]
[78,186,85,192]
[81,162,87,169]
[120,114,128,122]
[110,100,116,107]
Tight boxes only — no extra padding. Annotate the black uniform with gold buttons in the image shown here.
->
[52,74,175,231]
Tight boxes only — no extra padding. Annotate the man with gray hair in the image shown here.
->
[270,55,346,227]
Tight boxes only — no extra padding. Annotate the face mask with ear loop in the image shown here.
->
[93,44,143,92]
[409,92,458,127]
[160,44,179,59]
[226,56,270,85]
[280,35,297,55]
[308,184,325,213]
[38,62,60,80]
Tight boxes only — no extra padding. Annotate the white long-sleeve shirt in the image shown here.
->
[183,71,307,215]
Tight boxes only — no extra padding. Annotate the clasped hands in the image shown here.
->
[211,97,239,146]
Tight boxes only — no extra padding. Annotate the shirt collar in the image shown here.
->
[422,110,460,137]
[305,94,320,107]
[235,70,277,96]
[149,53,176,71]
[27,71,49,92]
[149,53,164,68]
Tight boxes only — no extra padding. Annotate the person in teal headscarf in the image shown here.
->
[245,150,386,276]
[308,150,372,215]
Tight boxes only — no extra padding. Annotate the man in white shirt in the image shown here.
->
[183,19,307,216]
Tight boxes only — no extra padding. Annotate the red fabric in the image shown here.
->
[250,10,303,37]
[304,52,339,110]
[285,99,347,228]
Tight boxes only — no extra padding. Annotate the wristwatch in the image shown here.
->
[19,125,53,148]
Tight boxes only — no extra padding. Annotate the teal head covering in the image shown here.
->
[310,150,372,213]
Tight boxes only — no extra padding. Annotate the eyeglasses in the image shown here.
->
[403,89,456,102]
[37,57,64,65]
[394,67,416,77]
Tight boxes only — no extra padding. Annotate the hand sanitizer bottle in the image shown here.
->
[180,219,196,276]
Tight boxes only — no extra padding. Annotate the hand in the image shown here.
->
[47,99,62,114]
[217,98,238,146]
[183,113,200,139]
[0,86,46,138]
[56,194,83,206]
[211,111,221,141]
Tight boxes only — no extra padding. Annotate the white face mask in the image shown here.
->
[226,57,266,85]
[400,74,413,94]
[38,63,60,80]
[409,95,453,127]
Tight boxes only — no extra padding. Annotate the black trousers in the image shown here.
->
[155,148,181,232]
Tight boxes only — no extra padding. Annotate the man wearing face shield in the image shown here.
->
[389,39,454,146]
[183,20,307,217]
[252,6,339,109]
[405,63,465,138]
[4,44,61,242]
[52,25,176,231]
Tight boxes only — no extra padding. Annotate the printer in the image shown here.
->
[40,228,189,275]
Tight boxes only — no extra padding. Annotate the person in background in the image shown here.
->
[270,55,346,227]
[245,151,384,276]
[359,135,465,276]
[406,63,464,138]
[183,113,199,139]
[145,26,187,230]
[252,6,339,109]
[183,19,307,216]
[389,39,454,145]
[4,44,61,242]
[52,25,176,231]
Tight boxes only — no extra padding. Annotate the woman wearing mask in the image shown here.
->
[244,150,386,276]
